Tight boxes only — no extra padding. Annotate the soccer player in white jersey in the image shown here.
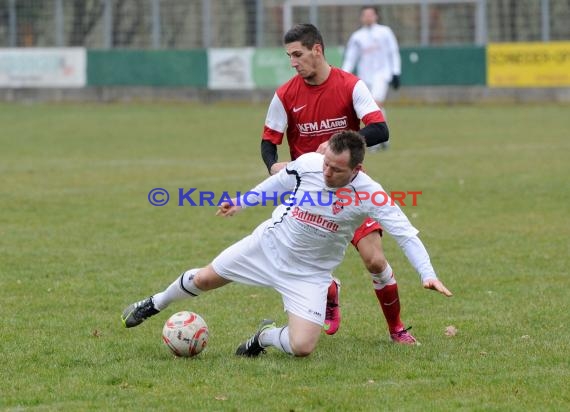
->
[342,6,401,107]
[121,131,452,357]
[261,24,416,344]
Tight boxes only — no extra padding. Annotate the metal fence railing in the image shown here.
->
[1,0,569,49]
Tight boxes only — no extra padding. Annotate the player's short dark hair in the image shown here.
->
[284,24,325,53]
[361,6,379,16]
[329,131,366,168]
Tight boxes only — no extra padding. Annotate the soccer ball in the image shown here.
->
[162,311,209,357]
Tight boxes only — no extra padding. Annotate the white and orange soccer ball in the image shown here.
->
[162,311,209,357]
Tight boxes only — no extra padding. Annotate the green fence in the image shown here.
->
[87,50,208,87]
[400,46,486,86]
[251,46,486,88]
[86,47,485,88]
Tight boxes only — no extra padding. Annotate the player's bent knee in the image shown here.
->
[367,258,387,274]
[290,340,317,357]
[360,250,387,274]
[287,312,321,356]
[288,330,319,357]
[194,265,230,291]
[357,234,388,273]
[293,348,313,357]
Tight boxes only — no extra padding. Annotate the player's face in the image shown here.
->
[323,148,360,188]
[360,8,378,26]
[285,41,321,81]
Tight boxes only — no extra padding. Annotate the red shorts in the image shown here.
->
[351,217,383,247]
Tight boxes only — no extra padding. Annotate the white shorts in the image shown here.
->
[369,74,390,104]
[211,221,330,325]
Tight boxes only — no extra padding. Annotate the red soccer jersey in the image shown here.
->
[262,67,385,160]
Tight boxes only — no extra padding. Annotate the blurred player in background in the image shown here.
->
[342,6,401,125]
[260,23,417,344]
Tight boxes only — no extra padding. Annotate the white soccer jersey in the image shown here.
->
[239,152,437,282]
[342,24,401,87]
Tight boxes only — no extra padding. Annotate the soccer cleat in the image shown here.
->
[121,296,160,328]
[323,278,341,335]
[235,319,276,357]
[390,326,418,345]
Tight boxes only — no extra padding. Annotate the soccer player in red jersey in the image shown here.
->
[260,24,417,343]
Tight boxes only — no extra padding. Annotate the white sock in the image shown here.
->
[260,326,293,355]
[371,263,396,290]
[152,269,203,310]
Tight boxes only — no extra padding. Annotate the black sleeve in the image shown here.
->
[261,139,278,174]
[359,122,389,148]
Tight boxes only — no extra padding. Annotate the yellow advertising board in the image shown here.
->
[487,42,570,87]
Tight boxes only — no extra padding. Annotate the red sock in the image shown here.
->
[374,283,404,333]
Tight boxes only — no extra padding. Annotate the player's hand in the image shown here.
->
[316,141,329,154]
[270,162,288,175]
[216,200,242,217]
[423,279,453,297]
[390,74,401,90]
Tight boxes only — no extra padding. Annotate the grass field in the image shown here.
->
[1,102,569,411]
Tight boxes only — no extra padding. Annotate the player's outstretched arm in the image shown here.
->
[422,279,453,297]
[374,212,451,297]
[216,200,242,217]
[217,166,297,217]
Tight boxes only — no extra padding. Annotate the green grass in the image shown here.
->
[1,102,569,411]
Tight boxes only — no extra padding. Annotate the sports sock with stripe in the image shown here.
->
[260,326,293,355]
[152,269,202,310]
